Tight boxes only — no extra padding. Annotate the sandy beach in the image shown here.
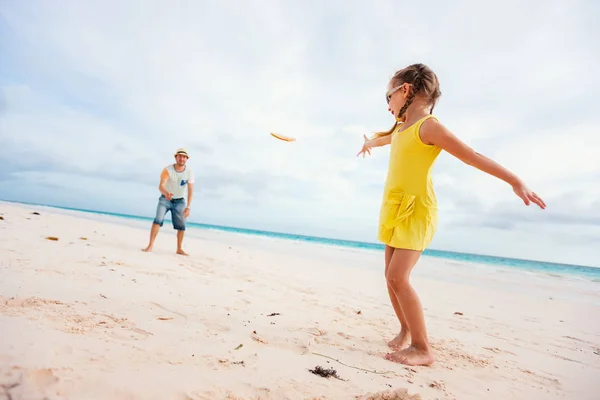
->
[1,202,599,399]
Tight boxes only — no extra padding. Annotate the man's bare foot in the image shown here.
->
[176,249,189,256]
[388,330,411,351]
[141,246,153,252]
[384,345,435,366]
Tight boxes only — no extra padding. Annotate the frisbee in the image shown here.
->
[270,132,296,142]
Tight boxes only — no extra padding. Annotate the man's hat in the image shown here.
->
[174,148,189,158]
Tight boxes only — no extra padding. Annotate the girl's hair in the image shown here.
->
[373,63,441,138]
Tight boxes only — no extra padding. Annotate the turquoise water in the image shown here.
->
[6,201,600,280]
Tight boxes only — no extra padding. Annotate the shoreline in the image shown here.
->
[1,200,599,279]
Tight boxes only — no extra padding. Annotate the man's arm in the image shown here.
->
[184,171,195,218]
[187,184,194,208]
[158,168,172,199]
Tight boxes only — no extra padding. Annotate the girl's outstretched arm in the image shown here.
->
[357,134,392,157]
[420,119,546,209]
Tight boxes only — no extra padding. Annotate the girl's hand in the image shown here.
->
[357,134,372,158]
[512,181,546,209]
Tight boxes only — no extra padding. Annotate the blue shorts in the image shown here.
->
[153,195,186,231]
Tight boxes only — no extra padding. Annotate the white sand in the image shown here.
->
[1,202,599,399]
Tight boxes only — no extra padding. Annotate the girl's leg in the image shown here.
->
[384,248,434,366]
[384,246,411,350]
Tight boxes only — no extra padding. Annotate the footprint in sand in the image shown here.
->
[1,367,62,399]
[551,354,584,364]
[171,393,201,400]
[0,295,153,341]
[293,287,315,295]
[333,306,348,316]
[431,339,493,369]
[337,332,353,340]
[187,389,250,400]
[357,387,422,400]
[483,346,516,356]
[102,319,153,341]
[204,385,272,400]
[237,298,252,305]
[519,368,561,388]
[201,320,230,334]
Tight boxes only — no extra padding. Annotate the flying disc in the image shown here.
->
[270,132,296,142]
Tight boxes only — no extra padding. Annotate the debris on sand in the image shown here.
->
[45,236,59,241]
[428,380,444,389]
[234,344,243,350]
[308,365,345,381]
[251,332,267,344]
[219,359,246,367]
[32,212,41,215]
[454,312,463,316]
[267,312,280,317]
[0,216,4,220]
[80,237,88,240]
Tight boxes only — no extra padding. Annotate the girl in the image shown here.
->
[357,63,546,366]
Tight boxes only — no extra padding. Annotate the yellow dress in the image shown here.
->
[378,115,442,251]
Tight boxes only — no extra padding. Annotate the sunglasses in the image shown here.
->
[386,85,404,104]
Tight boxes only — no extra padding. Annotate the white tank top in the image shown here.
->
[164,164,194,199]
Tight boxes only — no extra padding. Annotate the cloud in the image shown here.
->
[1,0,599,266]
[478,193,600,229]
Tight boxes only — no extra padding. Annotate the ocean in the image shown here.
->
[8,201,600,282]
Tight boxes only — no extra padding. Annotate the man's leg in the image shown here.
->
[142,197,168,252]
[172,200,188,256]
[176,230,187,256]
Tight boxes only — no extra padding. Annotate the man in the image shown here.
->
[142,148,195,255]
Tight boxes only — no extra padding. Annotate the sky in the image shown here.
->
[1,0,599,266]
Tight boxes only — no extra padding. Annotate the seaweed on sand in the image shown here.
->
[308,365,346,381]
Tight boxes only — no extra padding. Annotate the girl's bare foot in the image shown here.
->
[141,246,152,252]
[387,330,410,351]
[176,249,189,256]
[384,345,435,366]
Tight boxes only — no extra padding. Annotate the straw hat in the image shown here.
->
[173,148,189,158]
